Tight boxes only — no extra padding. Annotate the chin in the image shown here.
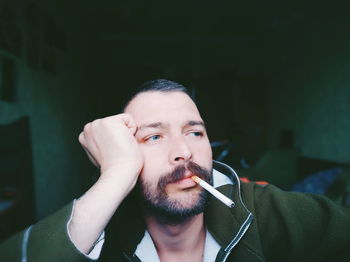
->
[168,188,209,212]
[169,190,201,205]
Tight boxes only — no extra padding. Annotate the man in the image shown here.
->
[1,79,350,261]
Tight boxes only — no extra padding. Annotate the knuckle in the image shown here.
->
[83,123,90,133]
[91,120,99,127]
[78,133,85,144]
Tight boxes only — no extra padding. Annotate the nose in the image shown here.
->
[169,136,192,164]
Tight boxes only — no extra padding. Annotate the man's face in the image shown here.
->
[124,91,213,223]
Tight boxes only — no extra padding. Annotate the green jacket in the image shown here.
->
[1,161,350,261]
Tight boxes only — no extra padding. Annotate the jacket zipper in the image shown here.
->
[213,161,254,262]
[218,213,253,262]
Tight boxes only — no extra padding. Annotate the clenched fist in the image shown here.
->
[78,113,144,176]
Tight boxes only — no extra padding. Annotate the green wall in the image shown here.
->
[0,52,97,220]
[267,57,350,164]
[265,4,350,164]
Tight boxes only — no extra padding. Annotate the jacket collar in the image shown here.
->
[102,161,262,261]
[207,161,264,261]
[205,161,253,247]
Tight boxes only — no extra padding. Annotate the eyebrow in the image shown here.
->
[137,120,205,133]
[138,122,165,131]
[184,120,205,128]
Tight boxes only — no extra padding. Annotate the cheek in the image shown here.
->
[139,146,168,184]
[193,140,212,158]
[191,141,213,170]
[205,143,213,158]
[204,138,213,157]
[140,144,169,166]
[139,169,158,194]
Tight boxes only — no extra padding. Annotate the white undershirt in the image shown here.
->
[135,229,221,262]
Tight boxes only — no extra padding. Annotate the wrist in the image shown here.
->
[98,166,140,194]
[100,159,142,176]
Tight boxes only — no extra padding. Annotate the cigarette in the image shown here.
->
[191,176,235,208]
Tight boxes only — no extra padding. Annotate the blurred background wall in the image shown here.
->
[0,0,349,237]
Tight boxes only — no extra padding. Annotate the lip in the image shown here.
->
[173,176,197,189]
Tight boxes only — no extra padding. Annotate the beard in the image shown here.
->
[137,161,213,225]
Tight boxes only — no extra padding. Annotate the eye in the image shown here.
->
[145,134,161,142]
[189,131,204,137]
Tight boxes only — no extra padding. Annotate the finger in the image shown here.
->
[79,133,99,167]
[78,132,86,147]
[84,147,99,167]
[79,126,100,167]
[102,114,138,135]
[118,113,138,135]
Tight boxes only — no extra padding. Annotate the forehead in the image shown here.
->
[124,91,202,125]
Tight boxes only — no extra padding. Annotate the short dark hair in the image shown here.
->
[123,79,194,111]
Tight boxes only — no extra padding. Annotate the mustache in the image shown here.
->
[158,161,212,190]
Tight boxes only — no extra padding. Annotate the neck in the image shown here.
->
[145,213,206,261]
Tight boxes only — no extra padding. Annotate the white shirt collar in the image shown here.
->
[135,231,160,262]
[135,229,221,262]
[212,168,233,188]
